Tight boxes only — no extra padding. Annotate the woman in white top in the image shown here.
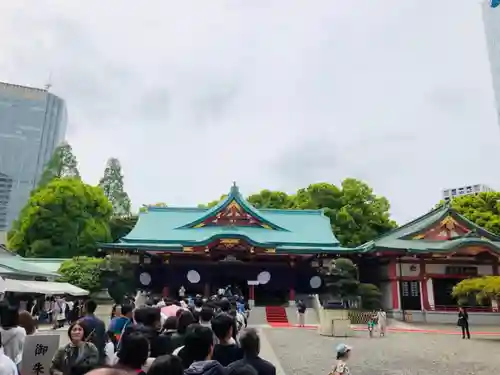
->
[376,309,387,337]
[0,333,17,375]
[0,306,26,369]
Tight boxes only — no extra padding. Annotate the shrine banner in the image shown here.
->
[21,334,60,375]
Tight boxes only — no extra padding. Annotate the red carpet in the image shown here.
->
[276,325,500,336]
[265,306,289,327]
[352,326,500,335]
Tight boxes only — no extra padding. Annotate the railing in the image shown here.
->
[348,310,377,324]
[429,305,494,313]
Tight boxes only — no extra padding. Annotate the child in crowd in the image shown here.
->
[367,314,376,338]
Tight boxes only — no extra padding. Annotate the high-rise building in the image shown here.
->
[0,81,67,230]
[483,2,500,125]
[442,184,494,202]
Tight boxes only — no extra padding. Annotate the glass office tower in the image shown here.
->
[0,82,67,230]
[483,2,500,126]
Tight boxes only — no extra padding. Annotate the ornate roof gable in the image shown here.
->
[406,207,500,242]
[357,204,500,254]
[179,183,288,231]
[410,215,471,240]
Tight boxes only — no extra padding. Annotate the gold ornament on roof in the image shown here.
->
[220,239,240,245]
[441,216,457,230]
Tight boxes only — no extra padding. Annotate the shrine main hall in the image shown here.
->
[101,184,500,323]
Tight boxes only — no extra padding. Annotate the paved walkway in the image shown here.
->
[265,327,500,375]
[258,328,286,375]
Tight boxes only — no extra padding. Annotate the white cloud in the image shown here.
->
[0,0,499,223]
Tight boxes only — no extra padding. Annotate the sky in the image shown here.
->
[1,0,499,224]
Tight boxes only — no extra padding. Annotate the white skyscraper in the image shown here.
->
[442,184,494,202]
[483,2,500,124]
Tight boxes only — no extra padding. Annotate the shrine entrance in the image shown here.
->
[254,283,288,306]
[213,262,249,299]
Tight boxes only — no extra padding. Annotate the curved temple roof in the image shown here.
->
[103,184,345,254]
[357,204,500,255]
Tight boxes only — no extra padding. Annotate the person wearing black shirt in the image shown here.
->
[180,324,225,375]
[211,313,243,366]
[227,328,276,375]
[131,306,170,357]
[296,300,306,327]
[115,331,149,375]
[458,306,470,339]
[79,300,106,364]
[169,310,195,352]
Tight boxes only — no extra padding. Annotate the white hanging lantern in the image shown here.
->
[187,270,201,284]
[309,276,322,289]
[257,271,271,285]
[139,272,152,286]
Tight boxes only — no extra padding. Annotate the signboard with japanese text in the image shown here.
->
[21,334,60,375]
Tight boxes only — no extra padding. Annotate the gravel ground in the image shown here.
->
[264,328,500,375]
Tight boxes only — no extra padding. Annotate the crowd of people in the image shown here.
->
[44,292,275,375]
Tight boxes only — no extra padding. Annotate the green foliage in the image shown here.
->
[38,142,80,188]
[57,255,135,301]
[139,202,168,213]
[200,179,396,247]
[198,195,228,209]
[247,190,294,209]
[7,178,112,257]
[438,192,500,235]
[320,258,382,308]
[101,255,136,304]
[99,158,131,216]
[358,283,382,310]
[57,257,104,293]
[452,276,500,304]
[290,179,397,247]
[109,215,138,242]
[321,258,360,298]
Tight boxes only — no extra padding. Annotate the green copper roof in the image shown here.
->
[180,183,287,231]
[0,256,60,278]
[358,204,500,253]
[103,184,345,253]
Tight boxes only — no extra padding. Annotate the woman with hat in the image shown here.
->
[330,343,352,375]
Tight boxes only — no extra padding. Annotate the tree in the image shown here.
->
[99,158,131,216]
[198,195,227,209]
[37,142,80,188]
[247,190,294,209]
[200,179,396,246]
[439,192,500,235]
[57,257,104,293]
[57,255,135,301]
[358,283,382,310]
[139,202,168,213]
[452,276,500,305]
[320,258,381,309]
[100,255,136,304]
[8,178,112,257]
[290,179,397,247]
[109,215,138,242]
[321,258,360,298]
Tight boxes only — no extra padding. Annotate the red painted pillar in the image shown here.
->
[419,258,430,310]
[204,283,210,298]
[388,257,399,310]
[162,286,169,298]
[249,285,255,300]
[493,260,499,276]
[289,288,295,302]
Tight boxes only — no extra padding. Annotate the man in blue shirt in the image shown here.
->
[79,300,107,364]
[108,304,133,343]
